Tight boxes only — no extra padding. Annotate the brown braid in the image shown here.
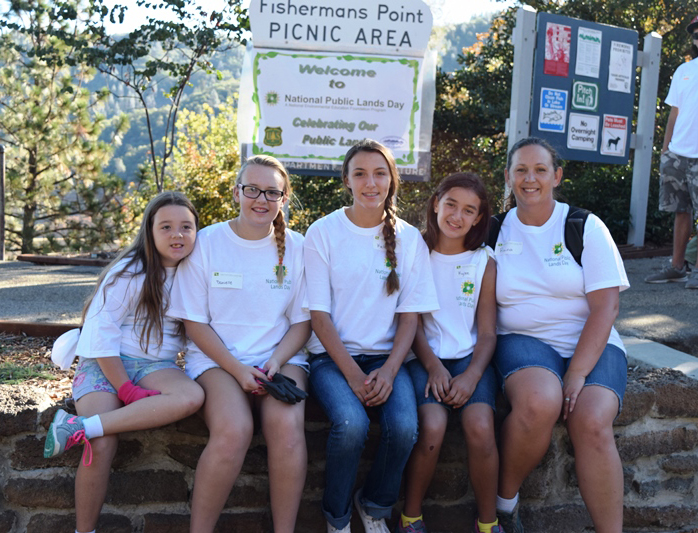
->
[272,210,287,284]
[342,139,401,295]
[382,192,400,295]
[236,155,292,283]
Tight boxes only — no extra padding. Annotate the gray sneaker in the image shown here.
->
[497,503,523,533]
[685,271,698,289]
[644,264,688,283]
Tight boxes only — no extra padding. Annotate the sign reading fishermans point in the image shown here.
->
[238,0,436,180]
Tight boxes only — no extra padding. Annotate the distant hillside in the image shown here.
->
[436,15,493,72]
[92,42,245,181]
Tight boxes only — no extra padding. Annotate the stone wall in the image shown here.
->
[1,366,697,533]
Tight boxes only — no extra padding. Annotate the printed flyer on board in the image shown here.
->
[239,48,433,176]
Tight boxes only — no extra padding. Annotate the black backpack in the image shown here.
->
[485,206,591,267]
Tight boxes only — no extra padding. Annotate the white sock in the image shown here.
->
[76,530,96,533]
[82,415,104,439]
[496,493,519,513]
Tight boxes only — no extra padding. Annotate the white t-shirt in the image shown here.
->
[76,259,183,361]
[304,207,439,355]
[416,246,493,362]
[666,58,698,158]
[168,222,309,369]
[493,202,629,358]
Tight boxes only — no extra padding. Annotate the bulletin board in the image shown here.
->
[530,12,638,164]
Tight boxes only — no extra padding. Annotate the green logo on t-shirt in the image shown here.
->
[461,280,474,295]
[553,242,564,256]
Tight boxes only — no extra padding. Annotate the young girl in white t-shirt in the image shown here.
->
[168,155,311,533]
[400,173,502,533]
[43,191,204,533]
[304,139,438,533]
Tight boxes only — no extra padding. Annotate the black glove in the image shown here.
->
[254,368,308,404]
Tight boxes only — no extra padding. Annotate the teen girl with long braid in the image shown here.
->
[304,139,439,533]
[168,155,311,533]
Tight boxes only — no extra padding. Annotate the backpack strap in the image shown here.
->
[486,211,508,250]
[565,206,591,267]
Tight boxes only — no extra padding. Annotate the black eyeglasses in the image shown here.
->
[238,184,284,202]
[693,32,698,40]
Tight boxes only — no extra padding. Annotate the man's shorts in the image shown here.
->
[659,150,698,213]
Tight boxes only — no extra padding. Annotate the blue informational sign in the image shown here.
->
[530,13,638,164]
[539,88,568,132]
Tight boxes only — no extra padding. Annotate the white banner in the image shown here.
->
[238,46,435,179]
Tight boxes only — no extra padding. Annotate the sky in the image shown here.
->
[98,0,516,35]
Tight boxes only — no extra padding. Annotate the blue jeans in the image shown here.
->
[493,333,627,412]
[406,356,498,412]
[309,353,418,529]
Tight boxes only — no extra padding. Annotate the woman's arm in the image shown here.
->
[264,320,312,377]
[184,320,266,393]
[412,315,451,402]
[310,310,371,404]
[444,258,497,408]
[364,311,418,407]
[96,357,130,390]
[562,286,620,419]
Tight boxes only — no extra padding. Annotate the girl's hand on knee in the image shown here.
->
[364,367,395,407]
[117,380,161,405]
[444,372,477,409]
[425,363,452,402]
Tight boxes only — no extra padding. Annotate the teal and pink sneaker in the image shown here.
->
[43,408,92,466]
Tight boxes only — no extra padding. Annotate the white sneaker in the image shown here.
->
[353,489,390,533]
[327,521,351,532]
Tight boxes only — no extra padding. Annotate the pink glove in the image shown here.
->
[117,380,161,405]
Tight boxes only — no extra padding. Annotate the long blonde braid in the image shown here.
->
[272,209,287,284]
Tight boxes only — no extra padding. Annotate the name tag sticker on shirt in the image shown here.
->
[211,271,243,289]
[455,264,476,279]
[373,236,402,253]
[496,242,523,255]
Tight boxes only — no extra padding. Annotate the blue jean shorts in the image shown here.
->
[72,356,180,401]
[492,333,627,411]
[406,356,498,412]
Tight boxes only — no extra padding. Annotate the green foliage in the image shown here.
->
[0,0,135,254]
[0,362,56,384]
[437,15,493,73]
[169,99,241,228]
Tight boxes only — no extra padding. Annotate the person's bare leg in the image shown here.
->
[567,386,622,533]
[259,365,308,533]
[462,403,498,523]
[189,369,254,533]
[498,368,562,498]
[98,369,204,435]
[75,392,120,533]
[672,211,692,269]
[402,404,448,518]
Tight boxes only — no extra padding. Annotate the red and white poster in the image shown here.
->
[544,22,571,77]
[600,114,628,156]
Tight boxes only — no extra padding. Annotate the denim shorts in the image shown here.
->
[493,333,627,411]
[72,356,180,401]
[406,356,497,412]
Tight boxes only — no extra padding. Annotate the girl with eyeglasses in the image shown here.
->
[168,155,311,533]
